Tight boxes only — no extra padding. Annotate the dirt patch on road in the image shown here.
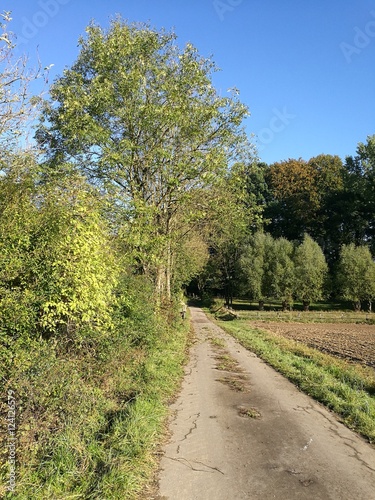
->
[252,321,375,368]
[209,336,250,392]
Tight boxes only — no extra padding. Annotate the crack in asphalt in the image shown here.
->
[294,404,314,414]
[164,456,225,475]
[181,412,200,442]
[315,408,375,472]
[342,442,375,473]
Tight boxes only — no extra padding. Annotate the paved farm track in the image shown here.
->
[155,308,375,500]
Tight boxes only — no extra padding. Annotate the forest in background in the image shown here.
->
[191,146,375,311]
[0,12,374,498]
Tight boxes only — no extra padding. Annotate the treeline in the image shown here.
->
[191,140,375,310]
[241,233,375,311]
[264,150,375,262]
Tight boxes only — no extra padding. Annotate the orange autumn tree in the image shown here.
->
[265,155,345,243]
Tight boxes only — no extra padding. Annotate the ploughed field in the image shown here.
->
[251,321,375,368]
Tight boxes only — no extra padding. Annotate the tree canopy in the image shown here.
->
[294,234,328,310]
[336,243,375,311]
[37,18,252,300]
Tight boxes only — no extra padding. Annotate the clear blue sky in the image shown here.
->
[7,0,375,164]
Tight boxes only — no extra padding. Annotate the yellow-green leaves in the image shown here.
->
[0,157,119,341]
[34,175,119,337]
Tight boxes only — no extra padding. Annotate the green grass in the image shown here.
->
[208,336,226,349]
[1,306,190,499]
[211,316,375,444]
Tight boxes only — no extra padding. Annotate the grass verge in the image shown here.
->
[1,305,190,499]
[212,318,375,444]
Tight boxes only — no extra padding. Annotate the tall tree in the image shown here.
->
[37,18,250,301]
[240,231,274,309]
[265,155,345,252]
[336,243,375,311]
[294,234,328,310]
[267,237,295,310]
[265,158,318,240]
[343,135,375,255]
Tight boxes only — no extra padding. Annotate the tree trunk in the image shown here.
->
[156,264,166,306]
[165,238,172,301]
[354,300,361,311]
[224,286,230,307]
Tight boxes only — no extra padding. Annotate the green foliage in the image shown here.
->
[0,154,41,337]
[336,243,375,310]
[228,232,328,310]
[264,141,375,265]
[344,135,375,255]
[0,158,118,342]
[171,231,209,293]
[294,234,328,309]
[37,18,251,299]
[265,155,345,243]
[266,237,295,309]
[197,164,264,305]
[34,174,119,339]
[240,231,273,304]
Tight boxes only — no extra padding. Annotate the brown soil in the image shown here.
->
[252,321,375,368]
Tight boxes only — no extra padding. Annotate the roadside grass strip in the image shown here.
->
[2,316,189,500]
[215,321,375,444]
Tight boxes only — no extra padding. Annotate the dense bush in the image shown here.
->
[1,272,189,498]
[0,160,189,498]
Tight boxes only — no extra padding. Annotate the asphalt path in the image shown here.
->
[157,307,375,500]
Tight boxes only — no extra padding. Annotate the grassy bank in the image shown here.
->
[1,293,189,499]
[211,316,375,444]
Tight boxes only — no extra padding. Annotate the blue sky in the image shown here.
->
[6,0,375,164]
